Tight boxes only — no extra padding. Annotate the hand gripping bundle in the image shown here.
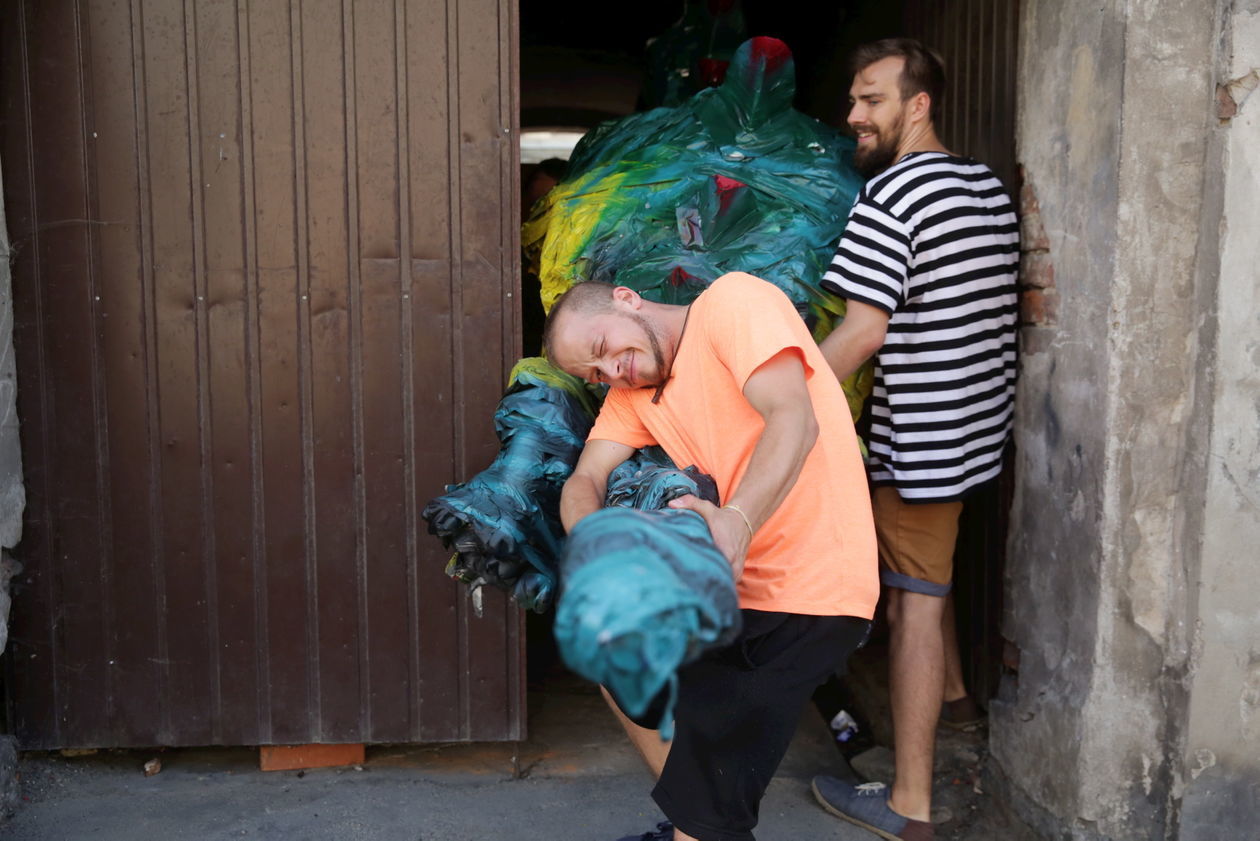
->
[555,449,741,739]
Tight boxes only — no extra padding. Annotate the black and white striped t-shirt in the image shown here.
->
[822,151,1019,502]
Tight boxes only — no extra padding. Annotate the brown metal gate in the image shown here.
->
[1,0,523,749]
[903,0,1021,704]
[903,0,1020,192]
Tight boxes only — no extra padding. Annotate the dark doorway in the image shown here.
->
[516,0,1019,726]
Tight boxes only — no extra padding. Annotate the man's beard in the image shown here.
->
[853,109,905,177]
[629,311,669,388]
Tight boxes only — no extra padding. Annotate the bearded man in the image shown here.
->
[545,272,879,841]
[810,38,1020,841]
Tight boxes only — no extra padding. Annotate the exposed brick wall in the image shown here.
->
[1017,166,1057,329]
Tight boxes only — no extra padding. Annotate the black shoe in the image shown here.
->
[615,820,673,841]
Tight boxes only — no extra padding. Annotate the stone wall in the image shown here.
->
[992,0,1130,832]
[993,0,1260,838]
[1177,1,1260,835]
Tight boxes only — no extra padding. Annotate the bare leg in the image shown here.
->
[600,686,671,779]
[941,591,968,703]
[885,588,946,823]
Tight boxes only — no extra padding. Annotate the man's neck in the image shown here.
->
[640,300,690,358]
[895,122,949,163]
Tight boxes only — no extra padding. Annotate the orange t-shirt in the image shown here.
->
[589,272,878,619]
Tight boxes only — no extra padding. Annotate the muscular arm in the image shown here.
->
[668,349,819,579]
[560,438,636,532]
[818,298,890,381]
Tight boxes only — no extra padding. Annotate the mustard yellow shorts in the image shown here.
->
[871,485,963,597]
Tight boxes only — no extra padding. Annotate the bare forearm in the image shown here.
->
[667,351,818,577]
[560,438,635,532]
[819,299,890,381]
[560,473,606,532]
[819,323,877,382]
[725,405,819,531]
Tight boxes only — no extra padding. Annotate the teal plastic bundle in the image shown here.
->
[603,445,719,511]
[422,359,603,613]
[555,456,739,739]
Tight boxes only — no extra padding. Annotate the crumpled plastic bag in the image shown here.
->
[602,445,719,510]
[523,36,867,357]
[421,358,603,613]
[555,452,739,740]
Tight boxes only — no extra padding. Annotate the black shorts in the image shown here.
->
[612,610,871,841]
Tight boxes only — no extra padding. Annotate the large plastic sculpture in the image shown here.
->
[524,37,866,355]
[642,0,748,108]
[424,36,872,714]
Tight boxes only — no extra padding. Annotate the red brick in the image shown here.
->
[1019,178,1051,251]
[1021,250,1055,289]
[1216,83,1238,120]
[1002,637,1021,672]
[259,743,365,772]
[1018,174,1040,216]
[1020,287,1058,326]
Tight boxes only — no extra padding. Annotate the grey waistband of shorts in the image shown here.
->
[879,568,952,597]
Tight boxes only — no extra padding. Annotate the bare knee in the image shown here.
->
[886,588,946,632]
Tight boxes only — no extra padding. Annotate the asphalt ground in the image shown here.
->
[1,677,871,841]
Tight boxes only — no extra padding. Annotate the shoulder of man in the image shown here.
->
[707,271,781,298]
[700,273,801,327]
[860,152,953,202]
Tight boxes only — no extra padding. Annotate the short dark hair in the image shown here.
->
[851,38,946,124]
[542,281,617,361]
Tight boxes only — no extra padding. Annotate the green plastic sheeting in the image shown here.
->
[524,36,867,348]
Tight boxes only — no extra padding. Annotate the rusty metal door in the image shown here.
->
[903,0,1021,704]
[0,0,522,749]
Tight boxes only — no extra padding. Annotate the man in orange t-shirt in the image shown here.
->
[545,272,878,841]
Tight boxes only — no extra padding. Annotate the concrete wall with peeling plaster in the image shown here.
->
[1178,0,1260,835]
[991,1,1260,838]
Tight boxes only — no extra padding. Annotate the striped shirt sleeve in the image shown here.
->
[821,195,912,315]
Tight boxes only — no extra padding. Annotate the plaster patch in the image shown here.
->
[1188,748,1217,781]
[1219,462,1260,516]
[1065,47,1106,169]
[1070,488,1086,522]
[1241,655,1260,741]
[1124,506,1173,645]
[1235,7,1260,83]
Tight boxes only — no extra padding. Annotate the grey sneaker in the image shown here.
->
[810,777,934,841]
[615,820,673,841]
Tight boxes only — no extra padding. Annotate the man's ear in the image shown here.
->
[611,286,642,310]
[909,91,932,124]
